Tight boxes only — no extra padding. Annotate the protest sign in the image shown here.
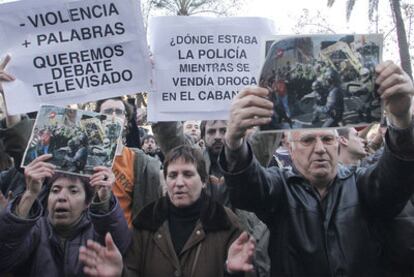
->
[0,0,151,115]
[148,16,275,121]
[258,34,383,131]
[22,105,123,177]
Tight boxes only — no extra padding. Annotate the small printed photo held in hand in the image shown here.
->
[21,105,123,176]
[258,34,383,131]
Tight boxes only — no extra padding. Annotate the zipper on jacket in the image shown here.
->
[63,239,69,277]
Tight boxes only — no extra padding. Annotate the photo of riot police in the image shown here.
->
[259,34,383,131]
[22,105,123,176]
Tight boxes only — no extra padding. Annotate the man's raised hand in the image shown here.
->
[225,86,273,150]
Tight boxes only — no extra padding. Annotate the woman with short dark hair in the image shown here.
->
[0,154,131,276]
[79,145,256,277]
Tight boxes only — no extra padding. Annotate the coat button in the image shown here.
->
[157,234,162,239]
[174,270,181,277]
[196,230,201,235]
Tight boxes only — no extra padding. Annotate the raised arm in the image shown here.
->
[224,86,273,170]
[89,166,131,254]
[219,87,287,214]
[0,54,19,127]
[0,54,33,168]
[357,61,414,218]
[376,61,413,129]
[0,154,54,272]
[16,154,55,218]
[152,121,193,155]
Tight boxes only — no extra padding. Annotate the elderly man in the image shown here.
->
[220,61,414,276]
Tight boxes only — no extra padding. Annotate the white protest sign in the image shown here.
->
[0,0,151,115]
[148,16,275,121]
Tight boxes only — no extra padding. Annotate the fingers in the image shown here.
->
[86,239,105,256]
[25,154,55,172]
[0,71,14,82]
[25,154,55,178]
[0,55,11,70]
[0,54,15,83]
[376,61,413,98]
[238,231,256,251]
[90,166,114,188]
[235,87,273,112]
[93,165,113,172]
[235,231,250,245]
[28,154,53,164]
[242,263,255,272]
[79,245,97,266]
[226,86,273,146]
[79,244,100,277]
[375,60,402,84]
[375,61,414,122]
[380,81,410,100]
[198,139,205,148]
[83,266,99,277]
[105,232,117,252]
[228,231,256,273]
[237,86,271,99]
[243,236,256,272]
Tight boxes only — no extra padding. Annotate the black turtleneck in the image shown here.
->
[168,195,203,255]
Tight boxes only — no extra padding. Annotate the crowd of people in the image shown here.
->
[0,50,414,277]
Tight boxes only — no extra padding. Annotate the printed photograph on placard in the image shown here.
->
[258,34,383,131]
[21,105,123,177]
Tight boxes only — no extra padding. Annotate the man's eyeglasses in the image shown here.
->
[291,134,337,147]
[101,108,125,116]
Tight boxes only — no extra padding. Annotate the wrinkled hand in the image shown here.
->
[24,154,55,196]
[0,54,15,96]
[79,233,122,277]
[226,86,273,150]
[90,166,115,201]
[227,231,255,273]
[376,61,414,128]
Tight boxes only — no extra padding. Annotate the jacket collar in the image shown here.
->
[46,212,91,241]
[133,191,232,232]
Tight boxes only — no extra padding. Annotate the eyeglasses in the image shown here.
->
[291,134,337,147]
[101,108,125,116]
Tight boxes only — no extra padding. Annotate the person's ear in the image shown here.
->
[338,136,348,147]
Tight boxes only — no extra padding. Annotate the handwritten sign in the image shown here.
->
[0,0,151,115]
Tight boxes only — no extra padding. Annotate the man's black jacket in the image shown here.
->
[220,127,414,276]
